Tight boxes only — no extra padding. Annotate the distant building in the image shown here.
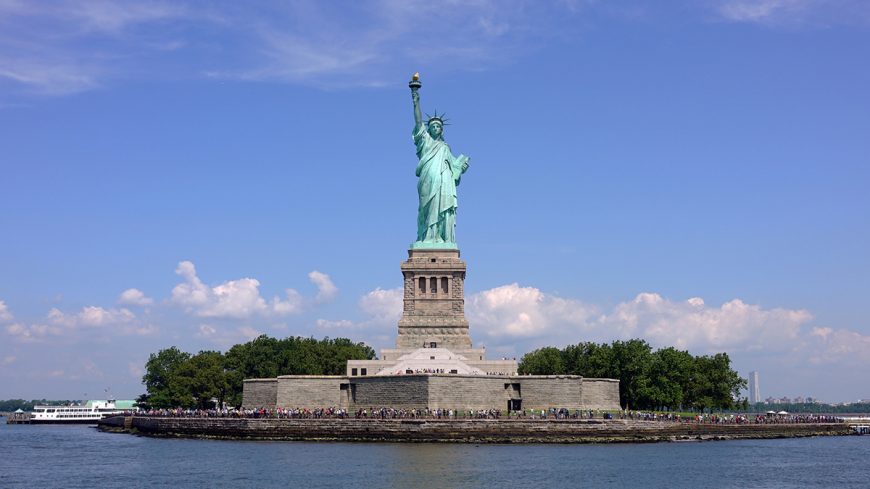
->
[749,371,761,404]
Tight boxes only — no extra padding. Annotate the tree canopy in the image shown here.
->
[139,335,375,409]
[518,339,747,411]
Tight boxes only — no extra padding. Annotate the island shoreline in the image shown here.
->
[97,416,855,444]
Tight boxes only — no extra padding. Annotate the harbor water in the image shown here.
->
[1,417,867,488]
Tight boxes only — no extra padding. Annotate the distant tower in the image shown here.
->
[749,371,761,404]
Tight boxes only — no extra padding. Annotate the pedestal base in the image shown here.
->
[397,248,472,350]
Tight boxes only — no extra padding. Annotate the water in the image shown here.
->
[1,418,867,488]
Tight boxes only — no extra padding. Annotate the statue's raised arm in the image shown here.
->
[407,73,470,250]
[410,72,423,131]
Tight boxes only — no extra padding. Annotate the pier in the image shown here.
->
[4,412,32,424]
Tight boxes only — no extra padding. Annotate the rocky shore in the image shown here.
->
[98,416,854,443]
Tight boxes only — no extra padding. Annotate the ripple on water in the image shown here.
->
[0,422,867,489]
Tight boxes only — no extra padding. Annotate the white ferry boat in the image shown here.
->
[29,399,137,424]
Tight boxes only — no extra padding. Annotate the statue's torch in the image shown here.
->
[409,72,421,91]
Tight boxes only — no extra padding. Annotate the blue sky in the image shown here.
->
[1,0,868,403]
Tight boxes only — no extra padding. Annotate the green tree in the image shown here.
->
[517,339,746,411]
[141,346,191,408]
[643,347,694,409]
[608,339,653,409]
[222,335,375,407]
[563,342,613,379]
[176,350,229,409]
[517,347,566,375]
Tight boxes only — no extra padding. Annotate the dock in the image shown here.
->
[4,412,32,424]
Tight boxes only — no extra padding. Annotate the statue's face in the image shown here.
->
[428,121,443,139]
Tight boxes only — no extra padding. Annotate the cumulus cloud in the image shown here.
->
[599,293,812,353]
[171,260,304,318]
[0,300,13,322]
[312,287,402,334]
[315,319,357,329]
[807,326,870,366]
[6,322,63,342]
[464,285,821,356]
[5,304,139,342]
[118,288,154,306]
[197,324,217,337]
[196,323,262,347]
[309,271,338,302]
[467,283,597,339]
[121,323,159,336]
[48,306,136,327]
[359,287,403,322]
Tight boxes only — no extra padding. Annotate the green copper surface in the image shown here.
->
[409,75,469,249]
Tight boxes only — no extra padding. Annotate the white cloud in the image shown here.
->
[118,288,154,306]
[5,322,63,342]
[0,1,187,33]
[238,326,262,340]
[0,0,191,95]
[0,300,14,321]
[717,0,810,22]
[196,323,262,347]
[807,326,870,366]
[197,324,217,337]
[600,293,811,353]
[308,270,338,302]
[359,287,403,322]
[461,284,870,377]
[315,318,357,329]
[311,287,403,334]
[170,260,304,318]
[467,283,597,339]
[714,0,869,25]
[121,323,159,336]
[48,306,136,328]
[5,304,138,342]
[128,361,144,379]
[0,1,594,96]
[1,355,16,367]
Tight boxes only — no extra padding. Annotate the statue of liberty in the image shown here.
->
[409,73,470,249]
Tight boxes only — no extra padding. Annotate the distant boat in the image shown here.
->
[28,399,137,424]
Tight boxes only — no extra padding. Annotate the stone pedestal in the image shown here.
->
[396,248,472,350]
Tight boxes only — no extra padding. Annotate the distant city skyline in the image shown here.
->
[749,371,761,405]
[1,1,869,403]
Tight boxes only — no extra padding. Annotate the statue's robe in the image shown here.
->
[413,124,469,244]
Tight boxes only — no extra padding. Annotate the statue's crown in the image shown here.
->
[426,109,450,126]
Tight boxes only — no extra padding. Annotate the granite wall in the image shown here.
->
[520,376,584,410]
[276,376,346,409]
[242,379,277,409]
[350,376,429,409]
[428,376,508,410]
[580,378,621,410]
[244,374,622,412]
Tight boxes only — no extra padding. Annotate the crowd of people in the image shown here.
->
[132,407,845,424]
[620,411,844,424]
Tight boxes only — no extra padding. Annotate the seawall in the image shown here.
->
[98,416,854,443]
